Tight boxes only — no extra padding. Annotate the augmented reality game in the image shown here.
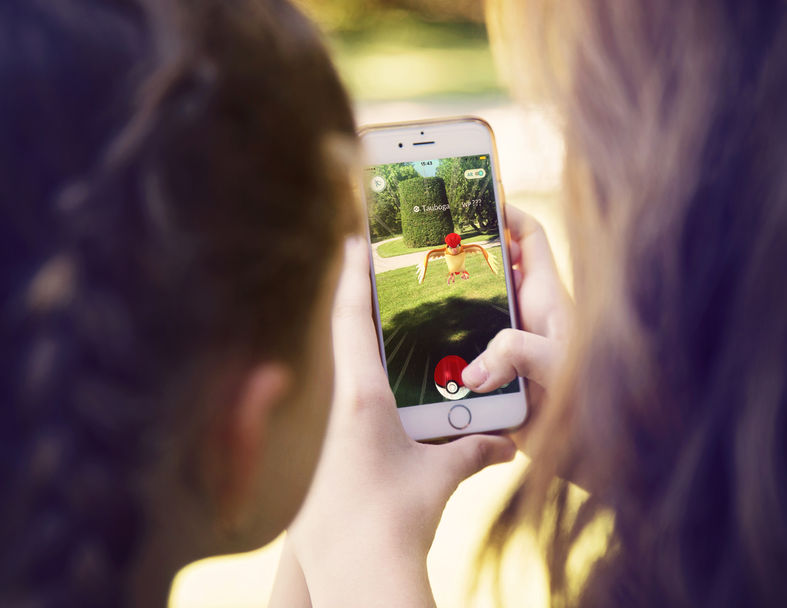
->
[366,154,520,408]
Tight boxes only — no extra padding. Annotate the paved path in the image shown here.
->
[371,237,500,274]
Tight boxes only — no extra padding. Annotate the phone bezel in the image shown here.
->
[359,116,528,442]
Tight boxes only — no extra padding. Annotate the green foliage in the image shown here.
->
[366,163,419,241]
[436,156,499,234]
[398,177,454,247]
[366,156,502,243]
[301,5,504,102]
[300,2,485,34]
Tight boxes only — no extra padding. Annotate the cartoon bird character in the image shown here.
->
[416,232,498,285]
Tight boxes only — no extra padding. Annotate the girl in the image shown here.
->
[284,1,787,607]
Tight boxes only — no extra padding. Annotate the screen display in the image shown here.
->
[365,153,520,408]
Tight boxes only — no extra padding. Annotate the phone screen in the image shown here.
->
[365,153,521,408]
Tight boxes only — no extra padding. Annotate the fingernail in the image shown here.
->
[462,359,488,389]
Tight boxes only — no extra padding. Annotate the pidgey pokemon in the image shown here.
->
[416,232,498,285]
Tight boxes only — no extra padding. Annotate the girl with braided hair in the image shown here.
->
[0,2,518,605]
[0,1,359,604]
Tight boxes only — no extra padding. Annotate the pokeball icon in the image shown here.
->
[434,355,470,400]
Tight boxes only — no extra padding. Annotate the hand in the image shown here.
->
[462,207,573,450]
[287,237,516,608]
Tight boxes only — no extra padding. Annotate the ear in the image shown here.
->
[213,363,291,527]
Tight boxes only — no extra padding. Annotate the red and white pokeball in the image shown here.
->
[434,355,471,400]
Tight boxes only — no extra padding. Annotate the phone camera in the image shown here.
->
[420,131,424,135]
[398,142,403,148]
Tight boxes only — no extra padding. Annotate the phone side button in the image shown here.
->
[448,404,472,430]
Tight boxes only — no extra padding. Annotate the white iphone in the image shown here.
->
[359,117,528,441]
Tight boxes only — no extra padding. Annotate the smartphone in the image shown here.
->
[359,117,528,441]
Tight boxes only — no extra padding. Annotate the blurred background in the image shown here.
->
[170,1,569,606]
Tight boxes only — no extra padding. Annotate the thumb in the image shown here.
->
[433,434,517,487]
[332,236,390,404]
[462,328,559,392]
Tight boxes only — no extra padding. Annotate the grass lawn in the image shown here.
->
[327,17,503,101]
[373,246,517,407]
[377,232,498,258]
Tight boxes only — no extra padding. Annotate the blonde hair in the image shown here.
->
[484,1,787,606]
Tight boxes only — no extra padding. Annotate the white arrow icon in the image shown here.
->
[371,176,387,192]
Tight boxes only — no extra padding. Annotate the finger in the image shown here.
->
[333,236,371,316]
[508,239,521,266]
[505,205,540,243]
[432,434,517,486]
[505,208,559,278]
[269,537,311,608]
[332,237,388,390]
[462,328,559,391]
[513,267,523,291]
[506,381,545,455]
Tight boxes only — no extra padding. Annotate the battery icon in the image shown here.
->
[480,156,487,159]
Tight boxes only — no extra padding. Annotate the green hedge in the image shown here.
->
[398,177,454,248]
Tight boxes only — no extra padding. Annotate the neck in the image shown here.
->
[127,466,214,607]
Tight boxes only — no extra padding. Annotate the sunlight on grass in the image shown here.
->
[452,329,470,342]
[335,48,501,101]
[375,246,503,328]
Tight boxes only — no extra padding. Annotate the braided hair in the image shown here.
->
[0,1,356,605]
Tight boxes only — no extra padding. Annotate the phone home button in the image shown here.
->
[448,404,471,430]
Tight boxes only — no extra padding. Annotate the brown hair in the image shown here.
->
[483,1,787,606]
[0,0,355,605]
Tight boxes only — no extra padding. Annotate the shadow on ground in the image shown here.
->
[383,295,518,407]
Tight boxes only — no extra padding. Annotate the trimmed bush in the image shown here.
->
[398,177,454,247]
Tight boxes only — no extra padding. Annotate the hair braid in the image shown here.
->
[1,0,357,604]
[0,4,217,605]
